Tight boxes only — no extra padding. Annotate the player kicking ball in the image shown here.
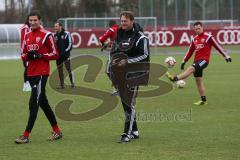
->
[166,21,232,105]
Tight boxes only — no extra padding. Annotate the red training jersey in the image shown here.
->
[21,27,59,76]
[20,24,30,51]
[183,32,229,63]
[99,24,119,44]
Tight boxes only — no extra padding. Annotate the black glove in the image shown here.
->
[27,50,43,60]
[181,62,186,70]
[225,57,232,63]
[101,43,108,52]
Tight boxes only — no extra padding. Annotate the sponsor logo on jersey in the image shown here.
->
[27,44,39,51]
[195,44,204,50]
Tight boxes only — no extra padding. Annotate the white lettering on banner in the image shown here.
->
[217,30,240,45]
[144,31,174,46]
[179,33,195,44]
[179,32,191,44]
[190,35,194,41]
[69,29,240,48]
[71,32,82,48]
[87,33,99,46]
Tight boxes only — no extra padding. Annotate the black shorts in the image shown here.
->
[192,60,208,77]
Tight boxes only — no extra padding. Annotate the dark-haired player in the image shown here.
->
[15,10,62,144]
[166,21,231,105]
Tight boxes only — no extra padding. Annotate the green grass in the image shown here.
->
[0,46,240,160]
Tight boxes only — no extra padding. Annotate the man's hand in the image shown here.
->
[111,52,128,67]
[111,58,119,66]
[181,62,186,70]
[225,56,232,63]
[100,43,109,52]
[118,59,127,67]
[27,50,43,60]
[110,53,128,87]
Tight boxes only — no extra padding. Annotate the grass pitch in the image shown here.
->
[0,46,239,160]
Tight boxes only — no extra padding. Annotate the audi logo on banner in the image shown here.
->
[144,31,175,46]
[27,44,39,51]
[67,28,240,48]
[217,30,240,45]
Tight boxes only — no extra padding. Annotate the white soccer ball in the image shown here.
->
[176,80,186,88]
[164,56,176,68]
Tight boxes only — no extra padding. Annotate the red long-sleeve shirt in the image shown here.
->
[21,27,59,76]
[183,32,229,63]
[99,24,119,44]
[20,24,30,51]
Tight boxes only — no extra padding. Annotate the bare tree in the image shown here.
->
[18,0,27,19]
[77,0,111,17]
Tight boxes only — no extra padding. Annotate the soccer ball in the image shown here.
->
[164,57,176,68]
[176,80,186,88]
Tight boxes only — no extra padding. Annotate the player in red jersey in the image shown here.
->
[99,20,119,95]
[15,10,62,144]
[166,21,232,105]
[99,19,119,47]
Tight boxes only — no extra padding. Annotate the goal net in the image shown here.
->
[58,17,157,32]
[58,17,158,50]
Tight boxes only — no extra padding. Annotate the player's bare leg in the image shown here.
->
[194,77,207,105]
[195,77,205,97]
[166,66,195,82]
[177,66,195,80]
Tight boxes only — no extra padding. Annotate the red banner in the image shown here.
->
[69,29,240,48]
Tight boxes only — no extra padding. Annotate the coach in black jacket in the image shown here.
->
[54,22,74,88]
[110,11,150,143]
